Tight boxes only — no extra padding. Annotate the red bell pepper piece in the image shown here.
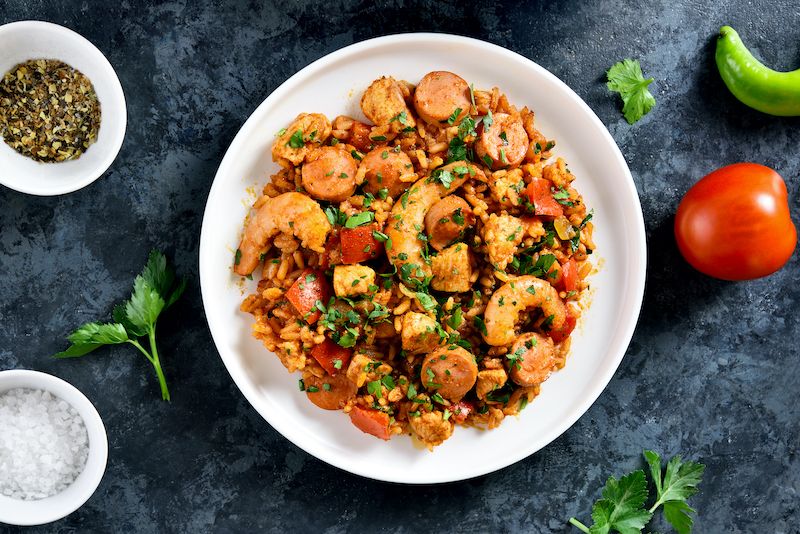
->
[548,305,577,344]
[559,257,579,294]
[310,338,352,376]
[349,405,391,441]
[524,178,564,217]
[285,268,331,324]
[449,399,475,424]
[340,223,384,264]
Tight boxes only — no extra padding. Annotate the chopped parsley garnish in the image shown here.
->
[286,130,304,148]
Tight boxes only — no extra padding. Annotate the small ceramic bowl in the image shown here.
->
[0,369,108,526]
[0,21,126,196]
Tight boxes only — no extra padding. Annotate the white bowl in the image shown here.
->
[0,21,126,196]
[0,370,108,526]
[199,33,647,483]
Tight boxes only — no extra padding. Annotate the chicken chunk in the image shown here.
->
[481,213,526,271]
[401,311,445,354]
[488,168,526,209]
[430,243,472,293]
[476,369,508,401]
[271,113,332,165]
[408,410,455,450]
[333,265,377,298]
[346,353,392,388]
[360,76,417,134]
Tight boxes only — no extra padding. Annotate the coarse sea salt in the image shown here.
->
[0,388,89,500]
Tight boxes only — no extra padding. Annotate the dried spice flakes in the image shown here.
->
[0,59,101,163]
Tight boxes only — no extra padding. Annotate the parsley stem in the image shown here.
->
[126,331,170,401]
[568,518,591,533]
[148,328,170,401]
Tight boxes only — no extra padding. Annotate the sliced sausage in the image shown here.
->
[413,71,471,126]
[359,147,415,200]
[424,195,474,251]
[301,146,358,202]
[305,372,358,410]
[420,346,478,400]
[360,76,417,134]
[508,332,556,387]
[474,112,528,169]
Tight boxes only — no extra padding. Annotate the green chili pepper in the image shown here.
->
[715,26,800,116]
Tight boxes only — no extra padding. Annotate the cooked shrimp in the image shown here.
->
[482,275,566,346]
[234,192,331,276]
[386,161,482,281]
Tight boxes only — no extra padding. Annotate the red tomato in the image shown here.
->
[560,258,579,294]
[348,121,386,153]
[548,305,577,344]
[340,223,384,264]
[349,405,391,440]
[348,121,373,152]
[310,338,352,376]
[524,178,564,217]
[674,163,796,281]
[449,399,474,424]
[285,268,331,323]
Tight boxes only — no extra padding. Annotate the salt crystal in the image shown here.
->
[0,388,89,500]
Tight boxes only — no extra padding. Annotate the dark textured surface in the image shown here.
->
[1,1,798,532]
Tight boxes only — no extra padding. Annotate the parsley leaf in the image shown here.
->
[644,450,705,534]
[569,451,704,534]
[606,59,655,124]
[54,250,187,401]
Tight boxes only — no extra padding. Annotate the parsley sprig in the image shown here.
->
[54,250,187,401]
[569,451,705,534]
[606,59,655,124]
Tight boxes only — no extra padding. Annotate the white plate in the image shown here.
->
[199,33,646,484]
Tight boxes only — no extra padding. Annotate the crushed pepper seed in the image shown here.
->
[0,59,101,163]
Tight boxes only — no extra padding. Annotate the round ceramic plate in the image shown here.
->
[199,33,646,484]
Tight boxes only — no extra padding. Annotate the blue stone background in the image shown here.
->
[1,1,798,532]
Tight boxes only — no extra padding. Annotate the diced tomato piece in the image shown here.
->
[548,305,578,344]
[524,178,564,217]
[349,405,391,441]
[285,268,331,324]
[449,399,475,424]
[560,257,579,294]
[310,338,352,376]
[348,121,374,152]
[340,223,384,264]
[317,233,340,272]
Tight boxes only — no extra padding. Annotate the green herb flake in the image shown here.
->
[286,129,304,148]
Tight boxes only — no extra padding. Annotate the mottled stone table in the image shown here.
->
[1,1,797,532]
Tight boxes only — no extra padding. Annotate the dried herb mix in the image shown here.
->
[0,59,101,163]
